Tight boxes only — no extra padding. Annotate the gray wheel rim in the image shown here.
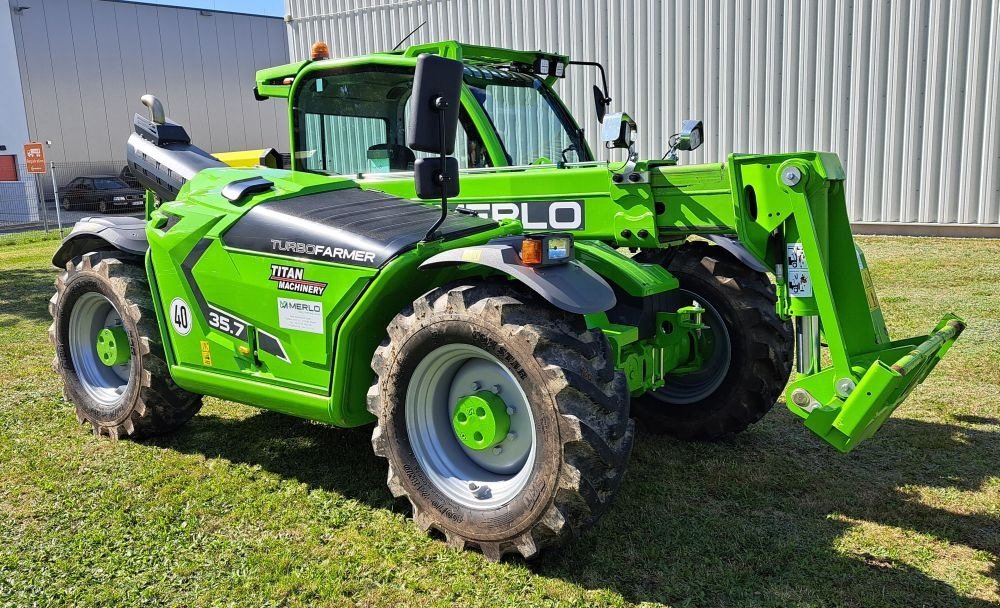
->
[405,343,536,510]
[650,288,733,404]
[67,291,133,409]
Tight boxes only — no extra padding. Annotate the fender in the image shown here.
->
[52,216,148,268]
[705,234,769,273]
[419,244,616,315]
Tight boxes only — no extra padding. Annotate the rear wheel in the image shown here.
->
[49,251,202,439]
[634,241,793,439]
[368,282,633,560]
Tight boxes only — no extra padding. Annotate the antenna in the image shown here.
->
[392,21,427,51]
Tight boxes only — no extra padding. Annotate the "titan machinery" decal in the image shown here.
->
[269,264,327,296]
[453,200,585,230]
[270,239,376,264]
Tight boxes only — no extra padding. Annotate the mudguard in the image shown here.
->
[420,244,616,314]
[52,216,148,268]
[705,234,769,273]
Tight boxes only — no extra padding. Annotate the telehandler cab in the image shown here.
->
[49,43,963,561]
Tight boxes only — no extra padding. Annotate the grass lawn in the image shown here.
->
[1,235,997,607]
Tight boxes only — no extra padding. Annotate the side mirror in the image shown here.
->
[592,85,610,123]
[414,157,459,199]
[675,119,704,151]
[600,112,637,150]
[407,53,464,155]
[407,53,465,240]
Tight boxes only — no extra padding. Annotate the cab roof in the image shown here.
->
[255,39,569,100]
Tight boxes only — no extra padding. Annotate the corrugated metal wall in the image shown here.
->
[285,0,1000,227]
[10,0,289,163]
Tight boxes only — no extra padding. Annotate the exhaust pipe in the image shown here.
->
[126,94,224,201]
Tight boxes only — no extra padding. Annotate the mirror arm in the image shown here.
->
[423,96,452,242]
[569,61,611,104]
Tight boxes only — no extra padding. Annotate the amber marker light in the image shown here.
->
[311,41,330,60]
[520,238,542,266]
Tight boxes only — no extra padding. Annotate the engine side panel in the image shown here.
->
[221,187,495,267]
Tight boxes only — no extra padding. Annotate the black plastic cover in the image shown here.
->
[420,243,616,314]
[222,176,274,204]
[221,187,496,268]
[133,113,191,146]
[52,216,148,268]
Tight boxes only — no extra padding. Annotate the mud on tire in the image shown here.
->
[634,241,793,439]
[367,282,634,560]
[49,251,202,439]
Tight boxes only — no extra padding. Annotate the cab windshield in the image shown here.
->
[462,68,591,165]
[292,65,590,175]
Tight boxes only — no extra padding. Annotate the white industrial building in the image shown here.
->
[282,0,999,235]
[1,0,289,169]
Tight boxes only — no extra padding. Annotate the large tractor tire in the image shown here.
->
[634,241,793,439]
[49,251,202,439]
[368,282,634,560]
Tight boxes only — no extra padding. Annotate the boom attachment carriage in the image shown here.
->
[722,153,964,451]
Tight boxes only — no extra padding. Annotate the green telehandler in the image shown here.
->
[49,43,962,561]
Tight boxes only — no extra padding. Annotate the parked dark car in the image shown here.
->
[60,176,144,213]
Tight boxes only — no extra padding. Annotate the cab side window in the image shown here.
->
[301,113,387,175]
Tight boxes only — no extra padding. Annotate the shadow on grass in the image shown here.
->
[153,411,392,508]
[0,266,57,325]
[156,408,998,607]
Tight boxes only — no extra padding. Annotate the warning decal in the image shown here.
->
[786,243,813,298]
[200,340,213,367]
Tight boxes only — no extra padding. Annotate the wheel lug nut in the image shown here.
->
[506,406,515,416]
[493,445,503,455]
[468,481,478,491]
[471,381,481,392]
[507,432,517,442]
[491,384,502,394]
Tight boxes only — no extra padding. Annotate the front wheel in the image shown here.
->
[633,241,793,439]
[368,283,633,560]
[49,251,202,439]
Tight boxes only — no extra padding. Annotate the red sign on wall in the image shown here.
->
[24,142,46,174]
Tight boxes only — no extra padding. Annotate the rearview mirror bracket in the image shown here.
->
[601,112,640,177]
[406,53,465,241]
